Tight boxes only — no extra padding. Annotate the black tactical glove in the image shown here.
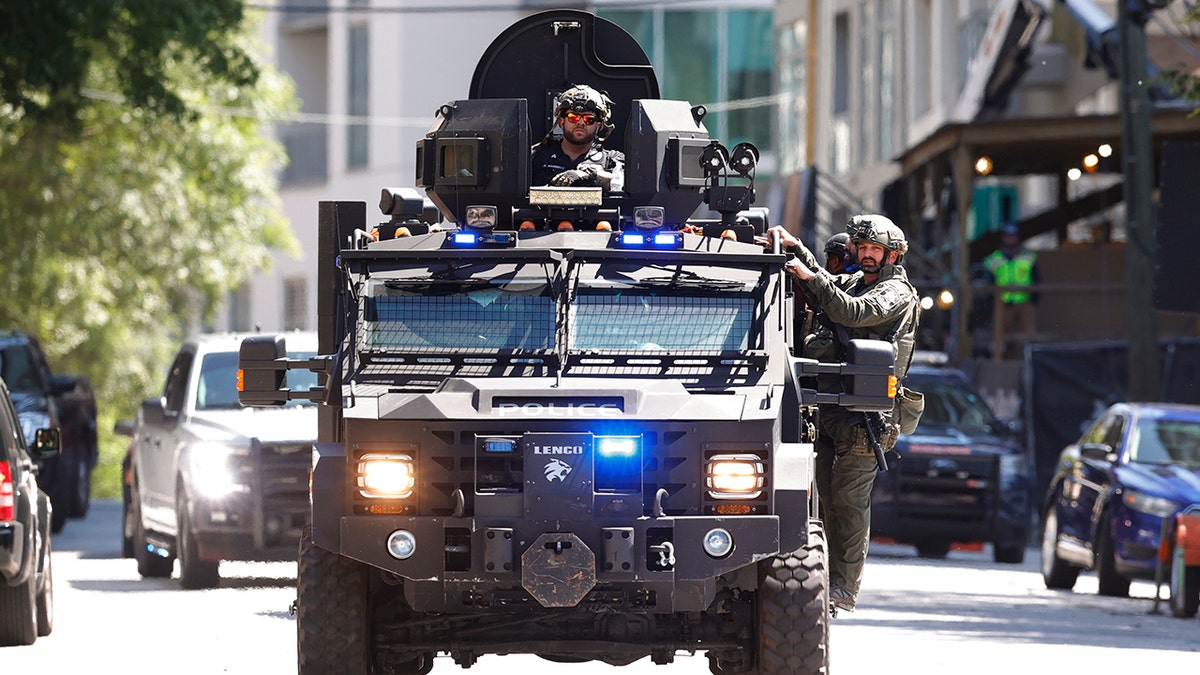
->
[550,163,613,190]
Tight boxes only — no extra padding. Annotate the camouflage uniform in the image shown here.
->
[788,218,920,600]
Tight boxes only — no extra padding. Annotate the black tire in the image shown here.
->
[0,565,38,646]
[1168,538,1200,618]
[993,542,1026,564]
[298,526,371,674]
[132,477,174,579]
[50,475,69,534]
[121,483,135,558]
[36,541,53,637]
[754,521,830,675]
[68,447,91,519]
[177,493,220,590]
[1040,506,1079,590]
[915,540,951,559]
[1095,515,1130,597]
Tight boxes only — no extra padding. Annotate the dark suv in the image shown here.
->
[870,355,1032,563]
[0,376,59,646]
[0,330,98,532]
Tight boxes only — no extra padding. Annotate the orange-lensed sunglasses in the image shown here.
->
[563,111,597,125]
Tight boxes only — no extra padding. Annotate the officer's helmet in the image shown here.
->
[847,214,908,263]
[823,232,852,256]
[555,84,614,125]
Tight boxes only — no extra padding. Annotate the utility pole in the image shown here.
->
[1117,1,1161,401]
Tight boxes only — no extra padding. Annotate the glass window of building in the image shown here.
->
[775,20,808,174]
[284,276,308,331]
[348,22,370,169]
[877,0,897,160]
[600,6,774,161]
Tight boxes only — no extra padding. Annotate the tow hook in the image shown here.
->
[650,541,676,568]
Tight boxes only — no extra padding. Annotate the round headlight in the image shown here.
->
[386,530,417,560]
[702,528,733,558]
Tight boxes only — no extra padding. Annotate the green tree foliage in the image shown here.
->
[1162,5,1200,109]
[0,2,298,495]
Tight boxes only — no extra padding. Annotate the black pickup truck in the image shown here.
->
[0,330,98,532]
[0,376,59,645]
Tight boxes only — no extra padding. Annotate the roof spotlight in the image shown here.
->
[633,206,666,231]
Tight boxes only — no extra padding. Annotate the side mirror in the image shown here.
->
[840,339,896,413]
[1079,443,1115,462]
[139,397,169,426]
[32,427,60,458]
[113,419,135,437]
[238,335,289,407]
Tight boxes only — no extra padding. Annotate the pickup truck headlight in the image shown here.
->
[705,454,765,500]
[1122,489,1180,518]
[189,442,242,498]
[357,454,415,499]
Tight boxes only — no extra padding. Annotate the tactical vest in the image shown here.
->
[984,250,1036,304]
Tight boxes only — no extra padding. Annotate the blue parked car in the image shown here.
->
[1041,402,1200,598]
[870,357,1032,563]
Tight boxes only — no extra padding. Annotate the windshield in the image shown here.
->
[569,260,761,352]
[361,269,555,352]
[571,292,754,351]
[1129,417,1200,468]
[197,350,319,410]
[0,345,40,393]
[907,375,1000,433]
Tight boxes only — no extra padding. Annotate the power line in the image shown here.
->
[80,87,777,127]
[246,0,732,14]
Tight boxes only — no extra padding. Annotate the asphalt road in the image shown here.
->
[2,500,1198,673]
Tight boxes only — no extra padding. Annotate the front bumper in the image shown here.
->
[333,513,785,613]
[871,452,1030,545]
[188,493,309,562]
[0,522,27,582]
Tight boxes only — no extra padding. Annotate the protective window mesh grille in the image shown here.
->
[363,295,555,351]
[570,294,753,351]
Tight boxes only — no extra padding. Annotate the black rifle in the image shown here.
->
[862,411,889,472]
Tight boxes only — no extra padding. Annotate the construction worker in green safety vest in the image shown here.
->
[983,222,1040,360]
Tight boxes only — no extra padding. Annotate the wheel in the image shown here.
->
[993,541,1026,564]
[0,565,38,646]
[753,521,830,674]
[50,461,70,533]
[131,476,174,578]
[1095,515,1130,597]
[915,540,951,559]
[177,492,220,589]
[122,483,135,558]
[69,446,91,518]
[298,526,371,674]
[36,541,53,637]
[1168,538,1200,618]
[1040,506,1080,590]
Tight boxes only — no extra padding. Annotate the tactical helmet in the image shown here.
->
[847,214,908,263]
[555,84,613,125]
[823,232,852,256]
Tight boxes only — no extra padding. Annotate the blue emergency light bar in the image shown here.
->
[447,230,517,248]
[615,231,684,250]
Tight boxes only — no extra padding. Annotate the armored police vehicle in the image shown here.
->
[237,10,895,674]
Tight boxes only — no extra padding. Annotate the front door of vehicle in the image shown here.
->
[1064,411,1126,553]
[139,348,194,530]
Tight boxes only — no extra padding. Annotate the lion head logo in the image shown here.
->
[543,458,572,482]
